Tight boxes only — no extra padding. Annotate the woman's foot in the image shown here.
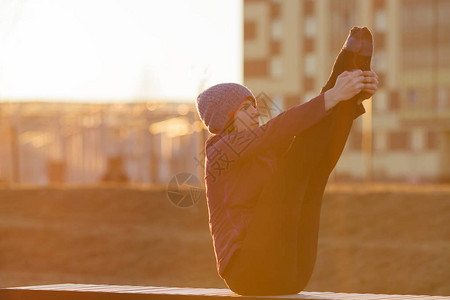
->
[359,27,373,57]
[342,26,363,53]
[342,26,373,57]
[320,26,373,93]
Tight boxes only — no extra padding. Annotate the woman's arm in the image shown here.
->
[324,70,377,110]
[205,70,370,170]
[325,69,378,120]
[206,93,330,164]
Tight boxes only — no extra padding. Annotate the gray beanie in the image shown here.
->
[196,83,255,134]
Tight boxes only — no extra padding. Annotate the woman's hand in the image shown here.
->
[324,70,378,111]
[334,69,368,101]
[324,70,364,110]
[360,70,378,100]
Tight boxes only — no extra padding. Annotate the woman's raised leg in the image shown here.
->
[293,26,373,289]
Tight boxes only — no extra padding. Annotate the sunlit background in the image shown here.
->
[0,0,449,186]
[0,0,242,101]
[0,0,242,185]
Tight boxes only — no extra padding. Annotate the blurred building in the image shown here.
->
[0,102,206,186]
[2,0,449,186]
[243,0,450,182]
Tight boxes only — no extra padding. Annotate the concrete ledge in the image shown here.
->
[0,284,449,300]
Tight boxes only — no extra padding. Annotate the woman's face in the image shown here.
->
[234,98,261,132]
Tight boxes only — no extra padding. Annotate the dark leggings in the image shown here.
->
[222,49,371,296]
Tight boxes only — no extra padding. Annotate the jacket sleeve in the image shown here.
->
[205,93,331,169]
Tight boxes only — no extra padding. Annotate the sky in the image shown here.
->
[0,0,242,102]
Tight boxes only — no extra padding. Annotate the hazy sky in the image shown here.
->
[0,0,242,102]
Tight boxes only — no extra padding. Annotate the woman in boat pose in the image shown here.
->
[195,26,378,296]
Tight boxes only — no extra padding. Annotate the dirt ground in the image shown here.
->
[0,184,449,296]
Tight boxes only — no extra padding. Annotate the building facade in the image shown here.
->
[243,0,450,182]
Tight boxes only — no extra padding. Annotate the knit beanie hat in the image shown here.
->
[196,83,255,134]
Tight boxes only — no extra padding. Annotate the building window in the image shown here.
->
[438,45,450,67]
[304,37,315,53]
[270,57,283,78]
[426,131,437,150]
[372,50,386,73]
[270,40,281,55]
[303,0,314,15]
[412,129,424,151]
[438,88,448,110]
[407,89,419,107]
[271,19,282,40]
[389,90,400,111]
[374,10,387,32]
[304,77,315,92]
[374,0,385,9]
[374,32,386,49]
[304,53,316,76]
[270,1,281,19]
[349,130,362,151]
[244,21,257,41]
[244,59,269,77]
[374,89,387,113]
[304,16,316,38]
[388,131,411,151]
